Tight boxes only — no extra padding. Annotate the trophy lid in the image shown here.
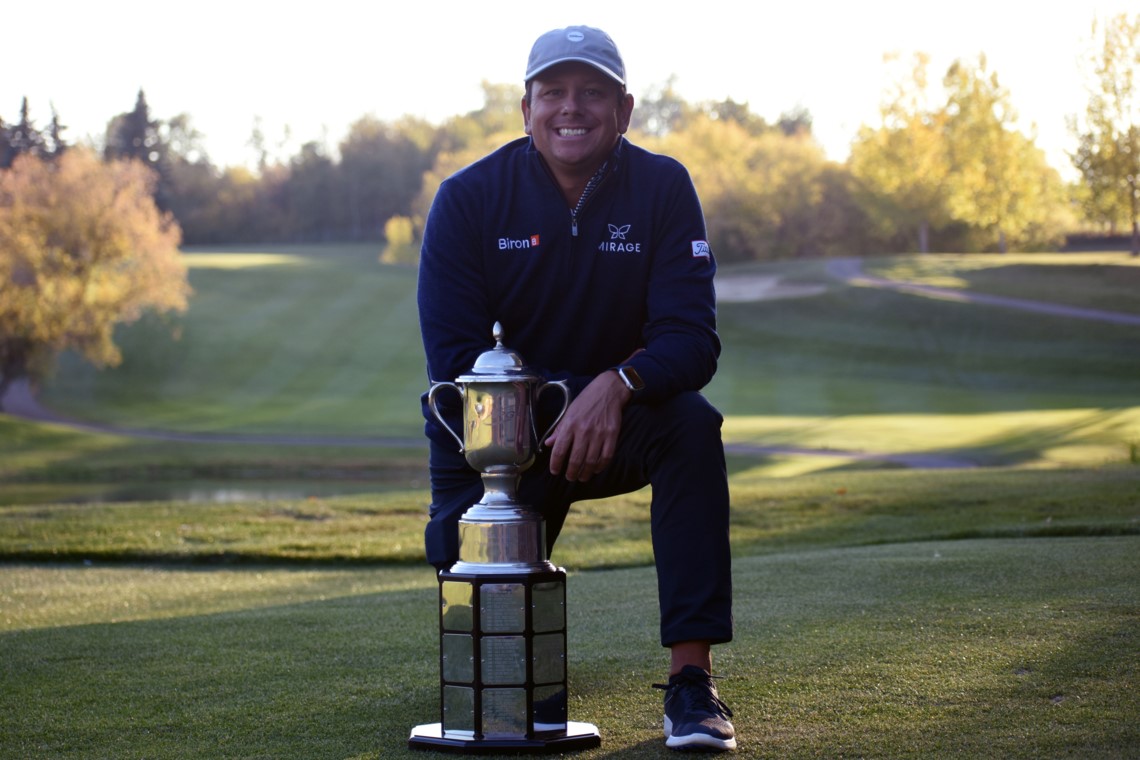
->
[456,322,538,382]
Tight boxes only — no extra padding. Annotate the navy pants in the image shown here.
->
[425,391,733,647]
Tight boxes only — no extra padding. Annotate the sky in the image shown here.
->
[4,0,1135,180]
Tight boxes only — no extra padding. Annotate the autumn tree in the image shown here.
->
[645,114,849,261]
[0,149,190,407]
[849,53,950,253]
[1071,12,1140,255]
[380,215,418,265]
[941,55,1064,252]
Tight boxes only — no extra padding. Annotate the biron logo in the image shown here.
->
[598,222,641,253]
[498,233,541,250]
[691,240,711,259]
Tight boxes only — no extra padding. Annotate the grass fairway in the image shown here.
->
[3,248,1139,757]
[31,250,1140,469]
[43,245,427,436]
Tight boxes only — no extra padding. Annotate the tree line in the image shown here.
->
[4,14,1138,261]
[1,13,1136,407]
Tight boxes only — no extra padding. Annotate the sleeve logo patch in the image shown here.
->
[692,240,711,258]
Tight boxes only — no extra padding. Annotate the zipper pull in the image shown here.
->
[571,217,578,237]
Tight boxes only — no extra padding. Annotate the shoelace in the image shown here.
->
[653,672,734,719]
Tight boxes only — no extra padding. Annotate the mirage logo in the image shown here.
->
[598,222,641,253]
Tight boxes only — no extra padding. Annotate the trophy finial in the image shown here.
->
[492,321,504,347]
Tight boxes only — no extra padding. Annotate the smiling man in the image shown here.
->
[417,26,736,752]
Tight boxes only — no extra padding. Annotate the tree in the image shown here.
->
[942,55,1029,252]
[104,89,164,167]
[338,115,435,240]
[380,215,418,265]
[2,97,49,169]
[645,115,838,261]
[851,53,1066,254]
[44,104,68,160]
[0,149,190,407]
[104,89,171,208]
[1071,12,1140,255]
[849,53,950,253]
[284,140,340,240]
[630,76,692,137]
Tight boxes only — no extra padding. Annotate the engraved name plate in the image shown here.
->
[480,583,525,633]
[532,684,568,731]
[531,581,565,633]
[441,581,473,631]
[481,635,527,685]
[442,633,474,683]
[442,685,475,734]
[531,633,565,684]
[482,688,526,738]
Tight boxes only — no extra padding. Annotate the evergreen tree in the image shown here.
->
[104,89,163,164]
[1,98,47,168]
[104,89,171,209]
[44,104,68,160]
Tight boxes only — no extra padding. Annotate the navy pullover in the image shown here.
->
[418,136,720,443]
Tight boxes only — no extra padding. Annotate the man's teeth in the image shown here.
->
[558,128,588,136]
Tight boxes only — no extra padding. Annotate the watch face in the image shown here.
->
[620,366,645,391]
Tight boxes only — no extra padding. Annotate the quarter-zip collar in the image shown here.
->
[531,137,625,237]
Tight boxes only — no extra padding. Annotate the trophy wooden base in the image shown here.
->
[408,721,601,754]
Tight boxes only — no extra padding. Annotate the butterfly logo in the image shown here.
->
[608,223,631,240]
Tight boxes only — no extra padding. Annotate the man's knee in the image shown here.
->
[644,392,724,444]
[629,392,724,470]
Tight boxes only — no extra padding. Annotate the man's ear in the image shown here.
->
[617,93,635,134]
[521,96,532,135]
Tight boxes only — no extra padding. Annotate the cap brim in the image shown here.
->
[525,57,625,85]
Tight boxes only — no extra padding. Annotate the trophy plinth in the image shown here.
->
[410,324,600,753]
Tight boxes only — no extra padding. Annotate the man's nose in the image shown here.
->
[560,92,584,113]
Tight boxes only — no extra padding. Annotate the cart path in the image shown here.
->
[823,257,1140,326]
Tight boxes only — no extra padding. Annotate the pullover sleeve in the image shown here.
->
[417,176,495,427]
[623,162,720,404]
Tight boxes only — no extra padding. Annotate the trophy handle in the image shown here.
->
[534,380,571,452]
[427,381,465,453]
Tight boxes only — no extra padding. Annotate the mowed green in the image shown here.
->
[2,535,1137,758]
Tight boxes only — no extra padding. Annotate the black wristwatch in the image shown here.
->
[616,365,645,392]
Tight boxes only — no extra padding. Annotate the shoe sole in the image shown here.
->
[664,716,737,752]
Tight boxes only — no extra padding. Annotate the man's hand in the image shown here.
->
[545,370,631,482]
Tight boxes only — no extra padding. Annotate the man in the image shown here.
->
[417,25,736,752]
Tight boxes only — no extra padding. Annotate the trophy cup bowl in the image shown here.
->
[409,323,601,753]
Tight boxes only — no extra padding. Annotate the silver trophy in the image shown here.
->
[408,323,601,753]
